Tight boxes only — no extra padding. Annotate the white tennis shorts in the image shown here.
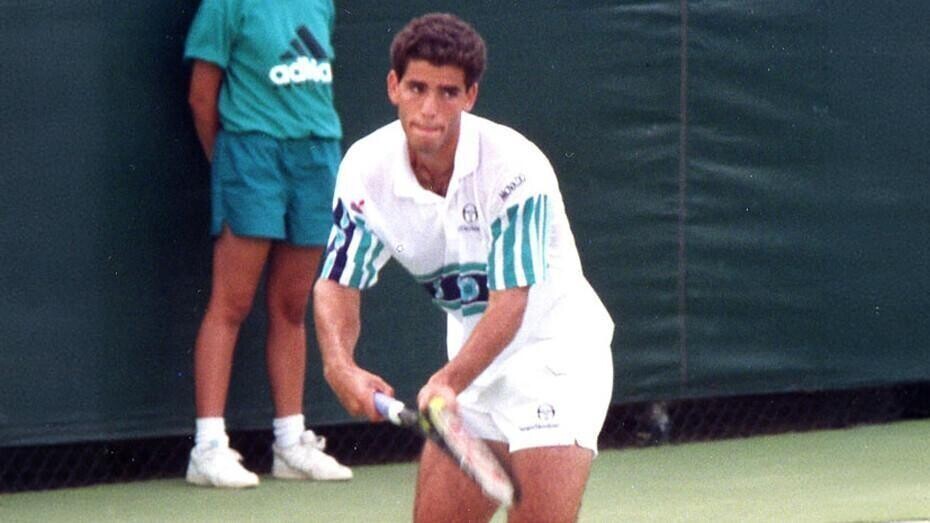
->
[456,327,614,455]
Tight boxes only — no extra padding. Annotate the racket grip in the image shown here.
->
[373,392,406,426]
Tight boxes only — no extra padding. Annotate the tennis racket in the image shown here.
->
[373,392,517,507]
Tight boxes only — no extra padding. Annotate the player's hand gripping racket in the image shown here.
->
[373,392,517,507]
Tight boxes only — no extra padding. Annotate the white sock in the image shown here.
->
[195,417,229,449]
[273,414,305,448]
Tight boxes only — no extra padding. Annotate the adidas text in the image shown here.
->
[269,57,332,86]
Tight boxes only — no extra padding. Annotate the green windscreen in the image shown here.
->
[1,1,927,446]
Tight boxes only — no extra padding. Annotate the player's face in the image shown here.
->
[387,60,478,159]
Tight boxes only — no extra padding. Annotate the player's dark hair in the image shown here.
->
[390,13,487,88]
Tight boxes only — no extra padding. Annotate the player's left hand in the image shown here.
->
[417,374,458,414]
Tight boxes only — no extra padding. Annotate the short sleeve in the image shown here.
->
[319,164,392,289]
[485,144,557,290]
[183,0,237,67]
[487,191,551,290]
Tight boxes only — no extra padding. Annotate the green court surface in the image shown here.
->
[2,419,928,522]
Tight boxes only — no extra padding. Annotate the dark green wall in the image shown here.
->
[1,1,928,446]
[682,1,930,397]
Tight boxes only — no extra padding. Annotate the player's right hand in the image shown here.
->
[417,376,458,415]
[324,363,393,421]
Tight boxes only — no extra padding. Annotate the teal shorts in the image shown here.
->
[211,131,340,247]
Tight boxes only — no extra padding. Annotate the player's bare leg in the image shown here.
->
[503,445,593,523]
[194,227,271,417]
[264,243,323,416]
[414,439,499,523]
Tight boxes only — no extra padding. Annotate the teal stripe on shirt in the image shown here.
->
[489,218,503,288]
[349,228,373,288]
[321,225,345,278]
[503,204,519,287]
[415,262,489,283]
[362,241,385,288]
[520,195,536,284]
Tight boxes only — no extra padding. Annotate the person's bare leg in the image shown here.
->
[264,243,323,417]
[194,228,271,417]
[505,445,593,523]
[413,439,500,523]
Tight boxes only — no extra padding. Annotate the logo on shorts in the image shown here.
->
[518,403,560,432]
[269,25,333,86]
[350,199,365,214]
[537,403,556,422]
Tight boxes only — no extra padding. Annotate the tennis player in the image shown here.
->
[314,13,614,521]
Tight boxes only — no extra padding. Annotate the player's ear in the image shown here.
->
[387,70,400,106]
[464,82,479,112]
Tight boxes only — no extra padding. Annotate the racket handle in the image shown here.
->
[373,392,407,426]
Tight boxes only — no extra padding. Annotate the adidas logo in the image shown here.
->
[268,25,333,86]
[269,57,332,86]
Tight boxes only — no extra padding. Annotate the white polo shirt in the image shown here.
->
[321,113,612,386]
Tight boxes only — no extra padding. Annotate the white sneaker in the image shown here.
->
[186,444,260,488]
[272,430,353,481]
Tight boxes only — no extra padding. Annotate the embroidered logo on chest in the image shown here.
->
[459,203,480,233]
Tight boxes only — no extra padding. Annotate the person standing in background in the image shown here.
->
[182,0,352,488]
